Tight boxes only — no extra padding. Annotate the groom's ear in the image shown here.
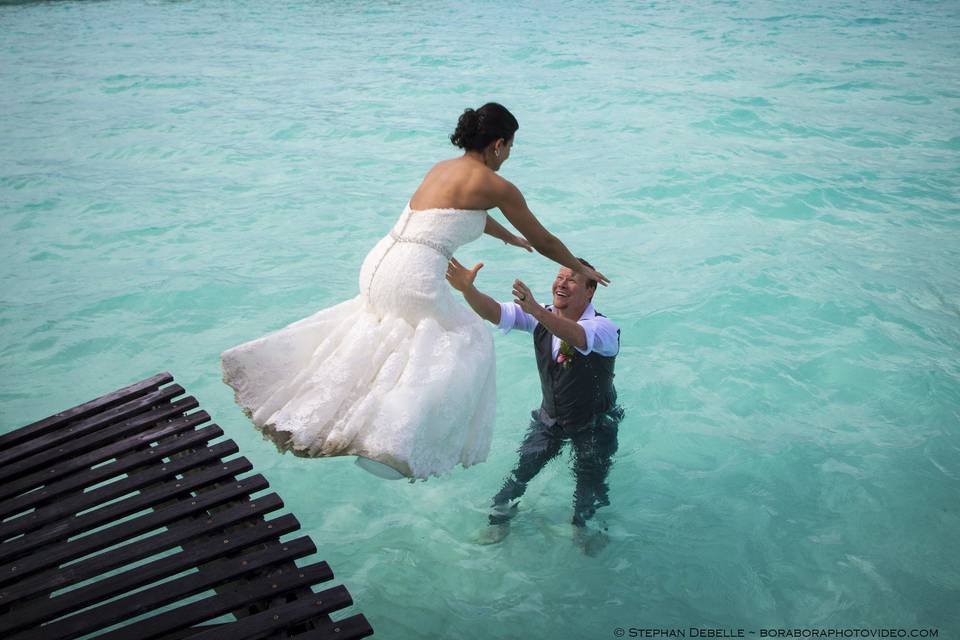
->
[585,280,597,302]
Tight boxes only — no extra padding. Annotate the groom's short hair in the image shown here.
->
[577,257,598,291]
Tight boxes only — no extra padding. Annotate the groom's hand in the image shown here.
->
[512,279,539,314]
[446,257,483,292]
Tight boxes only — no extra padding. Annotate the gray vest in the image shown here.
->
[533,310,618,427]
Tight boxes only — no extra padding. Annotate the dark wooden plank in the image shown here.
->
[0,383,187,470]
[0,490,282,606]
[0,515,302,636]
[176,584,351,640]
[0,475,274,584]
[297,614,376,640]
[172,460,311,627]
[13,537,318,640]
[0,410,217,503]
[0,439,235,543]
[163,625,227,640]
[0,423,223,520]
[0,394,199,484]
[100,563,337,640]
[0,476,273,590]
[0,372,173,451]
[0,446,245,562]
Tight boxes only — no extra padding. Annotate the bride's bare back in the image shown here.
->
[409,157,499,212]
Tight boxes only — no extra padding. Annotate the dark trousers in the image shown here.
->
[490,405,623,527]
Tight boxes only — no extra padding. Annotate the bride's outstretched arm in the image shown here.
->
[484,215,533,252]
[492,179,610,286]
[445,258,501,325]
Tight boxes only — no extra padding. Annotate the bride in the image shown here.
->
[221,102,608,479]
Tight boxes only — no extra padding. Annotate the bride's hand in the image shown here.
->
[505,234,533,252]
[580,264,610,287]
[446,257,483,292]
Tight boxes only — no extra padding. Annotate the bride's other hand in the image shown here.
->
[505,234,533,252]
[492,180,612,285]
[446,257,483,292]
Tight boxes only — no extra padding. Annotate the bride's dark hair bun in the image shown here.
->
[450,103,519,150]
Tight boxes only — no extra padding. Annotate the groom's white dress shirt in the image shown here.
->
[496,301,620,359]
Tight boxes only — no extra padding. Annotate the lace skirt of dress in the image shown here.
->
[220,236,496,479]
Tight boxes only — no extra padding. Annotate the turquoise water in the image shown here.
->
[2,1,959,637]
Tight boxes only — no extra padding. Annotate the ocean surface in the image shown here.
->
[2,1,959,638]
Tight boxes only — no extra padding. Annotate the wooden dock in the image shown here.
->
[0,372,374,639]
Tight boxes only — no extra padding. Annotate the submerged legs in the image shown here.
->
[489,411,564,525]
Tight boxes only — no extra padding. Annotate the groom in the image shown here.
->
[446,256,623,552]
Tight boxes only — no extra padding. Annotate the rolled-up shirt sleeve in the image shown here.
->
[496,302,540,335]
[574,316,620,357]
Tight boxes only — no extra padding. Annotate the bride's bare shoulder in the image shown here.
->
[429,156,479,172]
[410,157,500,209]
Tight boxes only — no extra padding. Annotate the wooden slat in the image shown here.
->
[177,583,350,640]
[0,490,282,606]
[100,563,337,640]
[297,614,376,640]
[15,537,318,640]
[164,626,227,640]
[0,383,187,470]
[0,411,217,503]
[0,394,199,484]
[0,372,173,451]
[0,515,302,636]
[0,439,236,543]
[0,474,272,590]
[0,446,245,562]
[0,423,223,520]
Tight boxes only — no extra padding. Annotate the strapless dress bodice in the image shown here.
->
[387,202,487,259]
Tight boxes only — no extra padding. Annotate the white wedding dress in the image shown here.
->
[220,202,496,479]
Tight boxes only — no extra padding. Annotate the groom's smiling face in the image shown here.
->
[551,268,593,312]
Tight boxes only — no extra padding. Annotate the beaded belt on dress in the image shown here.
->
[388,230,453,260]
